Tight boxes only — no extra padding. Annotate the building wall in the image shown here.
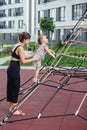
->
[0,0,36,44]
[36,0,87,43]
[23,0,36,42]
[0,0,24,44]
[0,0,87,44]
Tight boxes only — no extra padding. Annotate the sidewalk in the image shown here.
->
[0,56,36,69]
[0,51,30,66]
[0,56,10,65]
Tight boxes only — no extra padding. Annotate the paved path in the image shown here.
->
[0,51,32,65]
[0,56,35,69]
[0,56,10,65]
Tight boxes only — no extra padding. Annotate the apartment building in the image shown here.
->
[0,0,36,44]
[36,0,87,43]
[0,0,87,44]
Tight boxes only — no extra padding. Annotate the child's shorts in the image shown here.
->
[33,61,41,67]
[33,55,41,67]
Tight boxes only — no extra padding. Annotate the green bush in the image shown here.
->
[57,40,64,48]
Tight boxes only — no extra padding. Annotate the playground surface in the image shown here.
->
[0,69,87,130]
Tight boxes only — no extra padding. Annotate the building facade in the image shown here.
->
[0,0,87,44]
[0,0,36,44]
[36,0,87,43]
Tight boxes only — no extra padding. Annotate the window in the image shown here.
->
[0,10,6,17]
[49,0,56,2]
[14,7,23,16]
[3,33,10,40]
[60,29,64,40]
[5,9,8,17]
[38,0,45,4]
[8,9,11,16]
[50,8,56,21]
[8,0,15,4]
[15,0,23,3]
[38,11,40,23]
[0,0,6,6]
[8,21,15,28]
[38,10,44,23]
[18,20,23,28]
[38,0,40,4]
[8,0,11,4]
[14,8,19,16]
[20,7,23,15]
[72,4,83,20]
[10,33,14,40]
[9,0,23,4]
[11,0,15,4]
[0,21,6,29]
[38,30,40,36]
[76,32,87,42]
[64,29,71,41]
[44,9,50,18]
[56,7,65,21]
[56,29,60,41]
[61,7,65,21]
[38,0,56,4]
[3,33,6,40]
[8,8,15,16]
[40,10,44,18]
[55,29,65,41]
[15,0,20,3]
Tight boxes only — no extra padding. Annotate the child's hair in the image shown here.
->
[19,32,31,42]
[38,35,44,45]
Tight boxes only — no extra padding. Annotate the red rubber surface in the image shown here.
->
[0,69,87,130]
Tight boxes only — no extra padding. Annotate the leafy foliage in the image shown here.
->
[40,18,55,33]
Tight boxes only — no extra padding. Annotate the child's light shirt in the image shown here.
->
[34,44,47,60]
[33,44,48,67]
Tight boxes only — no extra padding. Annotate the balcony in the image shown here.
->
[0,14,6,18]
[0,25,6,29]
[14,12,23,16]
[0,2,7,6]
[44,0,48,3]
[39,0,56,4]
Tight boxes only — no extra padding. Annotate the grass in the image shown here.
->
[0,42,36,58]
[42,45,87,67]
[0,53,11,58]
[0,44,13,58]
[1,44,87,67]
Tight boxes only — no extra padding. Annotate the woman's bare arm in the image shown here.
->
[18,47,38,64]
[25,53,34,59]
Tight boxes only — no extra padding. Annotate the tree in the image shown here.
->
[40,18,55,44]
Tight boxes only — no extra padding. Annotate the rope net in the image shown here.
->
[0,9,87,126]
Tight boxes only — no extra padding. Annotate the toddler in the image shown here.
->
[33,35,56,83]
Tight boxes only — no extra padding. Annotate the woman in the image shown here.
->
[7,32,37,115]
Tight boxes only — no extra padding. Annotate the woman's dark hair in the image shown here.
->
[19,32,31,42]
